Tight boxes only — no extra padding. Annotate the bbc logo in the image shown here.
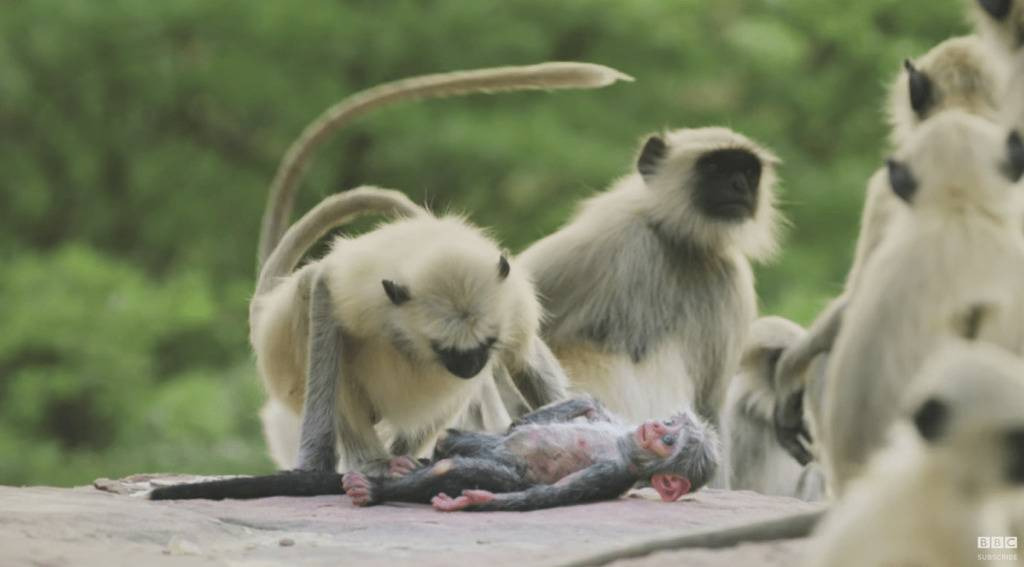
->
[978,537,1019,549]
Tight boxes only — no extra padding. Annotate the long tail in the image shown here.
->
[558,509,825,567]
[257,61,634,266]
[255,185,422,296]
[148,471,344,501]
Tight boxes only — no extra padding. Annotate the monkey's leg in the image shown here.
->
[433,461,635,512]
[298,278,388,473]
[345,456,529,506]
[509,395,611,429]
[505,336,570,410]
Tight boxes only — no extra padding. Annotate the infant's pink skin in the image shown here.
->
[431,489,496,512]
[388,455,420,477]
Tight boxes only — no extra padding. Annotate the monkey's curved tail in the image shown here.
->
[557,508,825,567]
[148,471,344,501]
[257,61,634,267]
[256,185,423,296]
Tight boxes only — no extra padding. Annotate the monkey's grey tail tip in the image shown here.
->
[558,508,824,567]
[525,62,635,88]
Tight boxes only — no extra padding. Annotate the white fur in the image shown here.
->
[823,112,1024,493]
[807,343,1024,567]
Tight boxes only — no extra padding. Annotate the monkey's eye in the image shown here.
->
[663,419,676,426]
[661,434,676,446]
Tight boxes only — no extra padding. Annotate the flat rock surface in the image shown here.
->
[0,477,819,566]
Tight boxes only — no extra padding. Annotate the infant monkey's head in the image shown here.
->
[632,409,720,501]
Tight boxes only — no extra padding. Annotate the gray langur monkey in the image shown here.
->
[253,62,633,469]
[773,36,1007,463]
[251,185,572,484]
[805,342,1024,567]
[821,111,1024,493]
[722,317,825,500]
[519,128,781,431]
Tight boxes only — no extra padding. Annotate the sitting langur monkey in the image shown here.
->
[806,342,1024,567]
[773,37,1007,464]
[519,128,781,434]
[722,317,825,500]
[253,62,633,469]
[340,396,719,511]
[821,112,1024,493]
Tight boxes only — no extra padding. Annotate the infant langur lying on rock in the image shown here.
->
[343,396,720,511]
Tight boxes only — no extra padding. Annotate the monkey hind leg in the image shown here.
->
[370,457,529,505]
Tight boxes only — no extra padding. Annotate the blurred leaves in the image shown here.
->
[0,0,965,485]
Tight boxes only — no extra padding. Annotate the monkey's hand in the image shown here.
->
[342,472,378,506]
[431,489,497,512]
[773,391,814,466]
[388,455,423,477]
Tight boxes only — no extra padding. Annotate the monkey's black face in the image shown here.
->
[432,338,496,379]
[693,149,762,221]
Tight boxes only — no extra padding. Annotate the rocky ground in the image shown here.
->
[0,475,820,566]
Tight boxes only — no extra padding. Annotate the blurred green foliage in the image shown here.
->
[0,0,966,485]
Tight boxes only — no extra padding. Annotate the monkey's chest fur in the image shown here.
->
[532,222,755,422]
[502,422,623,484]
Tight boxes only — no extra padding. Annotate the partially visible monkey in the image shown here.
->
[340,395,719,511]
[973,0,1024,129]
[253,62,633,469]
[820,112,1024,493]
[519,128,781,436]
[722,317,825,500]
[805,342,1024,567]
[773,37,1007,461]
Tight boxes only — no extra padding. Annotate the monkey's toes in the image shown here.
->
[431,492,469,512]
[342,471,372,503]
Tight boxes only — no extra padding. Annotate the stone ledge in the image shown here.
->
[0,477,817,566]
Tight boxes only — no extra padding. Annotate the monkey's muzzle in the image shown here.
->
[434,343,490,379]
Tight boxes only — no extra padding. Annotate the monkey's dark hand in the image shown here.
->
[774,390,814,466]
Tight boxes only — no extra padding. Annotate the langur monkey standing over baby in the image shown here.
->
[772,36,1008,463]
[251,62,633,472]
[520,128,781,432]
[820,111,1024,493]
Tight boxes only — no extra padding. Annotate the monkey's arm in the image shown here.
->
[509,395,612,428]
[772,297,846,466]
[437,462,635,512]
[299,278,388,473]
[503,336,571,411]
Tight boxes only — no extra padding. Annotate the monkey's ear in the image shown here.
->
[912,398,949,443]
[650,473,691,502]
[886,159,918,203]
[979,0,1012,20]
[637,135,667,183]
[1004,131,1024,182]
[903,59,933,117]
[382,279,411,305]
[498,255,510,280]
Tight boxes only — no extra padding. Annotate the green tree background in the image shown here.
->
[0,1,968,486]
